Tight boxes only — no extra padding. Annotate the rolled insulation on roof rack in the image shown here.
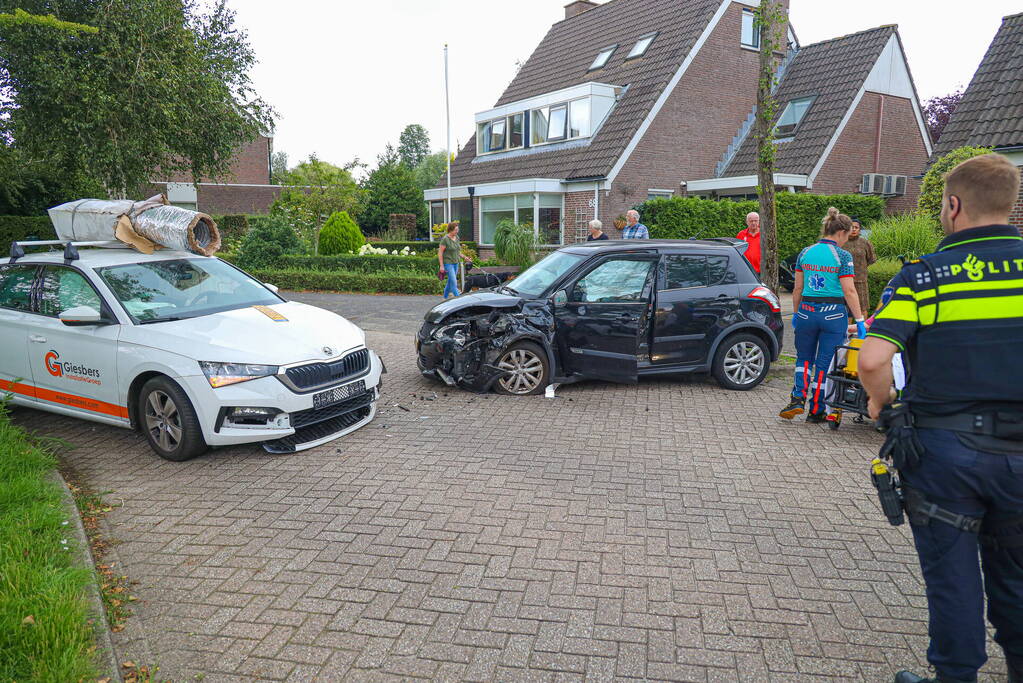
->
[132,205,221,256]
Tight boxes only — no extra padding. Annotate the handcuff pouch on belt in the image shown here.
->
[876,402,925,471]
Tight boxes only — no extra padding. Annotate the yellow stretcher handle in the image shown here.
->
[845,337,865,377]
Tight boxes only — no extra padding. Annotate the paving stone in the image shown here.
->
[19,321,1006,680]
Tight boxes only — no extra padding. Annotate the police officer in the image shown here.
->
[858,153,1023,683]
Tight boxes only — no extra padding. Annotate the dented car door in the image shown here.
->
[554,256,656,384]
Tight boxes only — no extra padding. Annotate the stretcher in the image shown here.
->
[824,337,906,430]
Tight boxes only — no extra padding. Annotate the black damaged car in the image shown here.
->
[416,239,783,395]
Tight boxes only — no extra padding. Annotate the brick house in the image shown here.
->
[426,0,931,248]
[149,135,284,215]
[930,12,1023,230]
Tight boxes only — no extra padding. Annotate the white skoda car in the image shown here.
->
[0,241,384,460]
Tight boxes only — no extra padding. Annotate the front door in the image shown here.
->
[652,254,740,366]
[0,264,40,402]
[555,256,656,383]
[27,265,126,423]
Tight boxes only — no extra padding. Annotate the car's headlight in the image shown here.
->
[199,361,279,388]
[432,322,469,345]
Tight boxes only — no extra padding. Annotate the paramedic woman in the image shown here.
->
[780,207,866,421]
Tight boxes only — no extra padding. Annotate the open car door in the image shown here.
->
[553,254,657,383]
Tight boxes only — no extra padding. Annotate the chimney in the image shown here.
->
[564,0,598,19]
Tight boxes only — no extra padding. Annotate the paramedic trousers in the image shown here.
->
[901,428,1023,682]
[792,301,846,414]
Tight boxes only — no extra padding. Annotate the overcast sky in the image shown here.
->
[231,0,1019,175]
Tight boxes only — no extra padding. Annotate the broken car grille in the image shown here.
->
[283,348,370,392]
[262,405,372,454]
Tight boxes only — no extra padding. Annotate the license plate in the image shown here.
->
[313,380,366,409]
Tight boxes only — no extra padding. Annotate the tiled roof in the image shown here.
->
[445,0,723,186]
[932,12,1023,157]
[724,26,896,177]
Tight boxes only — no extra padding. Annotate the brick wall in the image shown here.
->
[565,190,597,243]
[813,92,929,214]
[611,1,783,222]
[1012,167,1023,231]
[158,136,272,185]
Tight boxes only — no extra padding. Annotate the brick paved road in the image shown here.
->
[14,329,1007,682]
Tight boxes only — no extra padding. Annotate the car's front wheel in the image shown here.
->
[712,333,769,390]
[494,341,550,396]
[138,376,208,461]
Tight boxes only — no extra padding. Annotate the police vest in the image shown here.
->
[866,224,1023,414]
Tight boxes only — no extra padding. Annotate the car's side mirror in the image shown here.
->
[263,283,280,294]
[59,305,108,327]
[552,289,568,305]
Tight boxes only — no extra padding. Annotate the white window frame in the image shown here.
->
[647,189,674,200]
[479,193,564,247]
[775,96,816,138]
[530,97,591,148]
[627,32,658,59]
[741,9,760,50]
[589,44,617,71]
[477,112,525,156]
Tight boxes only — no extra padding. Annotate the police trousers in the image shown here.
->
[902,428,1023,682]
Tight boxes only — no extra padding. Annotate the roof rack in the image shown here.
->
[9,240,123,265]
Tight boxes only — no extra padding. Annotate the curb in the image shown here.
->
[51,471,123,683]
[768,362,795,379]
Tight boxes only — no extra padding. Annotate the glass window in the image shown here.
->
[509,113,524,148]
[569,99,590,138]
[98,258,280,323]
[0,265,37,312]
[707,256,735,286]
[531,108,550,145]
[628,32,657,59]
[38,267,102,317]
[430,202,445,228]
[775,96,815,137]
[547,105,568,141]
[647,190,673,200]
[741,10,760,49]
[481,196,514,244]
[589,45,617,71]
[506,251,586,298]
[573,259,653,303]
[515,194,534,227]
[665,256,707,289]
[539,207,562,245]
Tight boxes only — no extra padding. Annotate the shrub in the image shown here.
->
[637,194,887,260]
[0,215,55,246]
[318,211,365,255]
[280,254,439,275]
[867,259,904,314]
[918,146,992,222]
[868,213,943,261]
[494,219,540,268]
[213,214,250,252]
[236,214,309,270]
[249,268,442,295]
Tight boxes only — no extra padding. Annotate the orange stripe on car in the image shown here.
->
[1,379,128,419]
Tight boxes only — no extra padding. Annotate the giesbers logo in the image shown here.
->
[44,350,101,385]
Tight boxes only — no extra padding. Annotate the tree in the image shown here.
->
[923,90,964,143]
[398,124,431,169]
[360,155,427,235]
[414,151,448,192]
[0,0,275,198]
[918,146,992,223]
[270,150,289,185]
[752,0,788,294]
[271,154,365,253]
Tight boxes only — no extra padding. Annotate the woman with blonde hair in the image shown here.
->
[780,207,866,422]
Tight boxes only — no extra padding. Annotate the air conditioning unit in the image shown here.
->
[884,174,908,196]
[861,173,886,195]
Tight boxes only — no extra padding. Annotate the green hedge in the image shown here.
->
[368,240,477,253]
[277,254,439,275]
[210,214,250,251]
[251,268,442,295]
[0,216,55,246]
[637,194,887,260]
[867,259,903,314]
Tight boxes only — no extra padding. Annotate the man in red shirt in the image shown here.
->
[736,212,761,274]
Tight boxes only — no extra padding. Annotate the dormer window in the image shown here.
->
[627,32,657,59]
[478,113,524,154]
[775,96,815,137]
[589,45,617,71]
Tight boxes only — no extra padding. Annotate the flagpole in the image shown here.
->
[445,43,452,227]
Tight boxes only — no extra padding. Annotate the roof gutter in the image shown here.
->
[686,173,811,193]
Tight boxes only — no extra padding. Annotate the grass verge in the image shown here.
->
[0,405,99,682]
